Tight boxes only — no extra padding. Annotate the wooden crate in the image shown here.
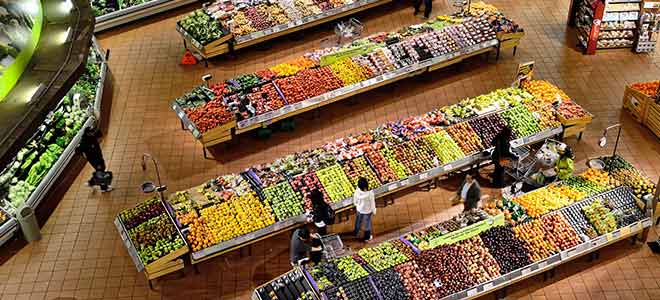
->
[497,32,526,41]
[144,244,189,274]
[623,85,652,123]
[499,38,521,50]
[558,113,593,126]
[200,120,236,145]
[145,259,185,280]
[643,102,660,139]
[563,123,588,139]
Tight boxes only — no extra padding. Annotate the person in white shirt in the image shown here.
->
[353,177,376,242]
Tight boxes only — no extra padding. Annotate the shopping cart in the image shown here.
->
[320,234,349,260]
[506,139,565,189]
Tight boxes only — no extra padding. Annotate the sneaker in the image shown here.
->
[101,186,113,193]
[364,235,373,242]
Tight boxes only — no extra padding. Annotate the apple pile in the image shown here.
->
[524,102,560,129]
[582,199,617,235]
[394,140,435,174]
[372,269,410,300]
[416,245,476,297]
[335,256,369,281]
[499,106,541,138]
[129,214,177,248]
[557,100,590,121]
[540,213,582,250]
[446,122,484,154]
[364,149,399,183]
[316,164,354,203]
[394,262,440,300]
[391,239,417,259]
[468,113,510,148]
[357,242,409,272]
[341,156,381,190]
[263,181,304,221]
[455,237,501,283]
[513,219,559,262]
[479,226,533,274]
[120,196,165,230]
[424,131,465,164]
[290,172,331,209]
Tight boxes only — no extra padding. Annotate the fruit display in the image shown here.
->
[557,100,591,121]
[513,219,559,262]
[602,155,634,172]
[496,197,530,225]
[371,269,410,300]
[328,58,373,86]
[630,81,660,98]
[380,147,411,179]
[128,214,186,264]
[467,113,510,147]
[364,150,399,184]
[393,140,436,175]
[479,226,533,274]
[416,245,476,297]
[560,201,598,239]
[316,164,354,203]
[524,101,561,129]
[582,199,617,235]
[391,239,417,259]
[309,261,350,290]
[335,256,369,281]
[511,186,570,217]
[561,176,608,196]
[246,83,286,115]
[290,172,332,208]
[446,122,484,154]
[341,156,381,190]
[521,80,571,104]
[185,99,234,133]
[119,197,165,230]
[609,167,656,200]
[394,262,440,300]
[357,242,409,272]
[540,213,582,250]
[499,105,541,138]
[553,185,587,202]
[272,149,337,177]
[424,131,465,164]
[256,269,319,300]
[580,168,613,187]
[247,163,287,188]
[263,181,304,221]
[324,277,377,300]
[455,237,501,283]
[178,10,227,45]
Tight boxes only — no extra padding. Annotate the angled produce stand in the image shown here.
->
[622,80,660,138]
[93,0,198,32]
[253,171,655,300]
[177,0,392,60]
[172,11,526,155]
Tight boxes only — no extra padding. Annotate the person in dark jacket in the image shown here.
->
[310,189,333,236]
[491,126,513,188]
[457,174,481,211]
[413,0,432,19]
[78,126,112,192]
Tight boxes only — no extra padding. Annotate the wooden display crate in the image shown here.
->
[145,258,185,280]
[199,120,236,146]
[643,102,660,139]
[497,32,525,50]
[144,245,189,274]
[558,113,593,126]
[622,85,652,123]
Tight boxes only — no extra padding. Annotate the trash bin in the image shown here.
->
[16,205,41,242]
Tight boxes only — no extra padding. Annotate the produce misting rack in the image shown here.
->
[114,198,189,289]
[252,183,654,300]
[184,125,563,265]
[177,0,392,60]
[173,39,503,157]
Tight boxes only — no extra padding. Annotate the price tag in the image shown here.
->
[620,226,631,236]
[388,184,397,191]
[612,230,621,239]
[177,111,185,119]
[521,268,531,275]
[538,261,547,269]
[483,283,493,291]
[277,24,288,31]
[420,173,428,180]
[433,279,442,288]
[643,219,652,227]
[467,289,477,297]
[187,124,196,132]
[401,179,409,186]
[444,163,453,171]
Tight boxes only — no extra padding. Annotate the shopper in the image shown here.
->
[457,174,481,211]
[413,0,432,19]
[353,177,376,242]
[556,145,575,180]
[290,227,318,266]
[491,126,513,188]
[78,126,113,192]
[310,189,334,236]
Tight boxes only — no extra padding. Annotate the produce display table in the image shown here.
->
[621,81,660,139]
[173,13,519,154]
[177,0,391,60]
[252,164,656,300]
[114,197,189,288]
[0,41,110,246]
[94,0,198,32]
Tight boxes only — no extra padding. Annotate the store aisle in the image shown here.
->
[1,0,660,299]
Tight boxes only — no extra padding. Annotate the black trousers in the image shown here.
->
[87,158,109,191]
[413,0,432,18]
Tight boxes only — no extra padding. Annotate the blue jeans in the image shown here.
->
[354,213,372,236]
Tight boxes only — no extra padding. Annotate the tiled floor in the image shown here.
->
[1,0,660,299]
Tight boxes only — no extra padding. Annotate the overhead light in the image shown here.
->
[19,0,40,15]
[28,84,46,103]
[60,0,73,13]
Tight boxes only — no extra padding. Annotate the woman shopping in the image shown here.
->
[310,189,334,236]
[353,177,376,242]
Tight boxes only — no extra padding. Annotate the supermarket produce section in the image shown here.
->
[115,79,621,283]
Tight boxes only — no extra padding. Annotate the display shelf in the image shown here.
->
[253,268,319,300]
[188,125,562,263]
[115,198,190,278]
[643,102,660,138]
[94,0,198,32]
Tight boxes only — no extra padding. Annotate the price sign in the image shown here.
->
[444,163,453,171]
[643,219,652,227]
[401,179,409,186]
[177,111,185,119]
[467,289,477,297]
[621,226,631,236]
[420,173,428,180]
[483,283,493,291]
[521,268,531,275]
[538,261,547,269]
[187,124,196,132]
[388,184,398,191]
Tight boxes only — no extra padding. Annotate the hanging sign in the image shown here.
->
[512,61,535,88]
